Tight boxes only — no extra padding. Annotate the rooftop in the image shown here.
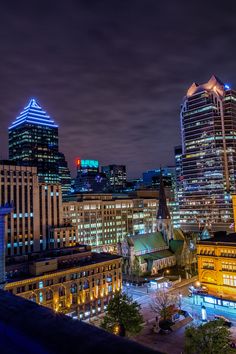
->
[9,98,58,130]
[197,232,236,245]
[140,249,174,263]
[6,247,121,283]
[0,290,162,354]
[128,232,167,253]
[186,75,226,98]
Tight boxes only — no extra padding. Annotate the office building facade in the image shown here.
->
[0,161,62,257]
[102,165,126,192]
[180,75,236,233]
[63,194,157,252]
[74,159,108,193]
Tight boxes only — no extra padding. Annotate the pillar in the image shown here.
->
[0,203,13,289]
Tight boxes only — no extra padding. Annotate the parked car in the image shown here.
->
[214,315,232,327]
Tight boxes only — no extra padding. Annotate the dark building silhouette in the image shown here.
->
[102,164,126,191]
[0,290,162,354]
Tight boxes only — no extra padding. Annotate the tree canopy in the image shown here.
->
[184,319,234,354]
[101,291,143,337]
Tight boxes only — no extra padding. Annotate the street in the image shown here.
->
[123,279,236,354]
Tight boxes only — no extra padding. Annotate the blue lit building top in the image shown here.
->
[9,98,58,130]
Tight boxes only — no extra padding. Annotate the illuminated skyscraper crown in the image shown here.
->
[8,98,58,130]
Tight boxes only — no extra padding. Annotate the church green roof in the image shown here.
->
[139,249,174,263]
[169,239,184,254]
[128,232,167,253]
[173,228,185,240]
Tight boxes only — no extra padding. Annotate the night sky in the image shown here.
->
[1,1,236,178]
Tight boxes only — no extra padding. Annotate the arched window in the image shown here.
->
[46,290,53,301]
[71,283,77,294]
[83,280,89,290]
[59,286,65,297]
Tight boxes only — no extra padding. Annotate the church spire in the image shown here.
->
[157,169,170,220]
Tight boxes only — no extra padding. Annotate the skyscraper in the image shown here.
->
[74,159,108,192]
[102,165,126,192]
[180,75,236,233]
[9,98,71,192]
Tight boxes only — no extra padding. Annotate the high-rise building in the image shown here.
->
[9,98,71,193]
[58,152,71,195]
[102,165,126,192]
[174,146,183,196]
[0,161,63,256]
[74,159,108,192]
[180,75,236,233]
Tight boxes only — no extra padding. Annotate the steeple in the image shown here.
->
[157,169,170,220]
[156,169,172,245]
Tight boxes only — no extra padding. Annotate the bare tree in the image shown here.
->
[150,290,178,321]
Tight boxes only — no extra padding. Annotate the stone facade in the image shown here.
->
[197,235,236,299]
[5,247,122,319]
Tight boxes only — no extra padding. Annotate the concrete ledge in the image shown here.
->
[0,290,163,354]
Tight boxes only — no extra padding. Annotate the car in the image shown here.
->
[214,315,232,327]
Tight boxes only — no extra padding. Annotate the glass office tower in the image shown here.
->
[9,98,71,191]
[180,75,236,233]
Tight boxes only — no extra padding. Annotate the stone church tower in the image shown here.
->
[156,171,173,245]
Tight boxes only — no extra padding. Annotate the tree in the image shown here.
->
[101,291,143,337]
[184,320,234,354]
[151,289,178,321]
[132,256,142,282]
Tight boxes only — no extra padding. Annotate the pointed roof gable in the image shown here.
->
[157,170,170,220]
[186,75,225,98]
[9,98,58,130]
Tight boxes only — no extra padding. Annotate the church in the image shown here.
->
[118,172,187,276]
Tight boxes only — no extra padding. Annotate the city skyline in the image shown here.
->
[1,1,236,177]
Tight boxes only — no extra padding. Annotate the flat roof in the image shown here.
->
[6,253,122,283]
[198,232,236,245]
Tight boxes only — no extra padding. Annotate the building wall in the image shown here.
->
[63,197,157,252]
[197,242,236,299]
[0,163,63,256]
[180,78,236,232]
[5,257,122,319]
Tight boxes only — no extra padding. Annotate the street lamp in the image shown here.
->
[195,281,201,288]
[163,269,170,277]
[179,293,183,311]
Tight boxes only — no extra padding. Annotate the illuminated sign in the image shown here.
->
[77,159,99,169]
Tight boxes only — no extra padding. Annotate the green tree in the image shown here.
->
[132,256,142,281]
[101,291,143,337]
[184,320,234,354]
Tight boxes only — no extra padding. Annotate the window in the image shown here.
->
[71,283,77,294]
[202,260,214,270]
[223,274,236,287]
[59,286,65,297]
[46,290,53,301]
[39,281,43,289]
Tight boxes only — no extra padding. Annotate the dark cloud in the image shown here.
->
[0,0,236,177]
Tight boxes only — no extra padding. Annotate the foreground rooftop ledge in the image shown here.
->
[0,290,163,354]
